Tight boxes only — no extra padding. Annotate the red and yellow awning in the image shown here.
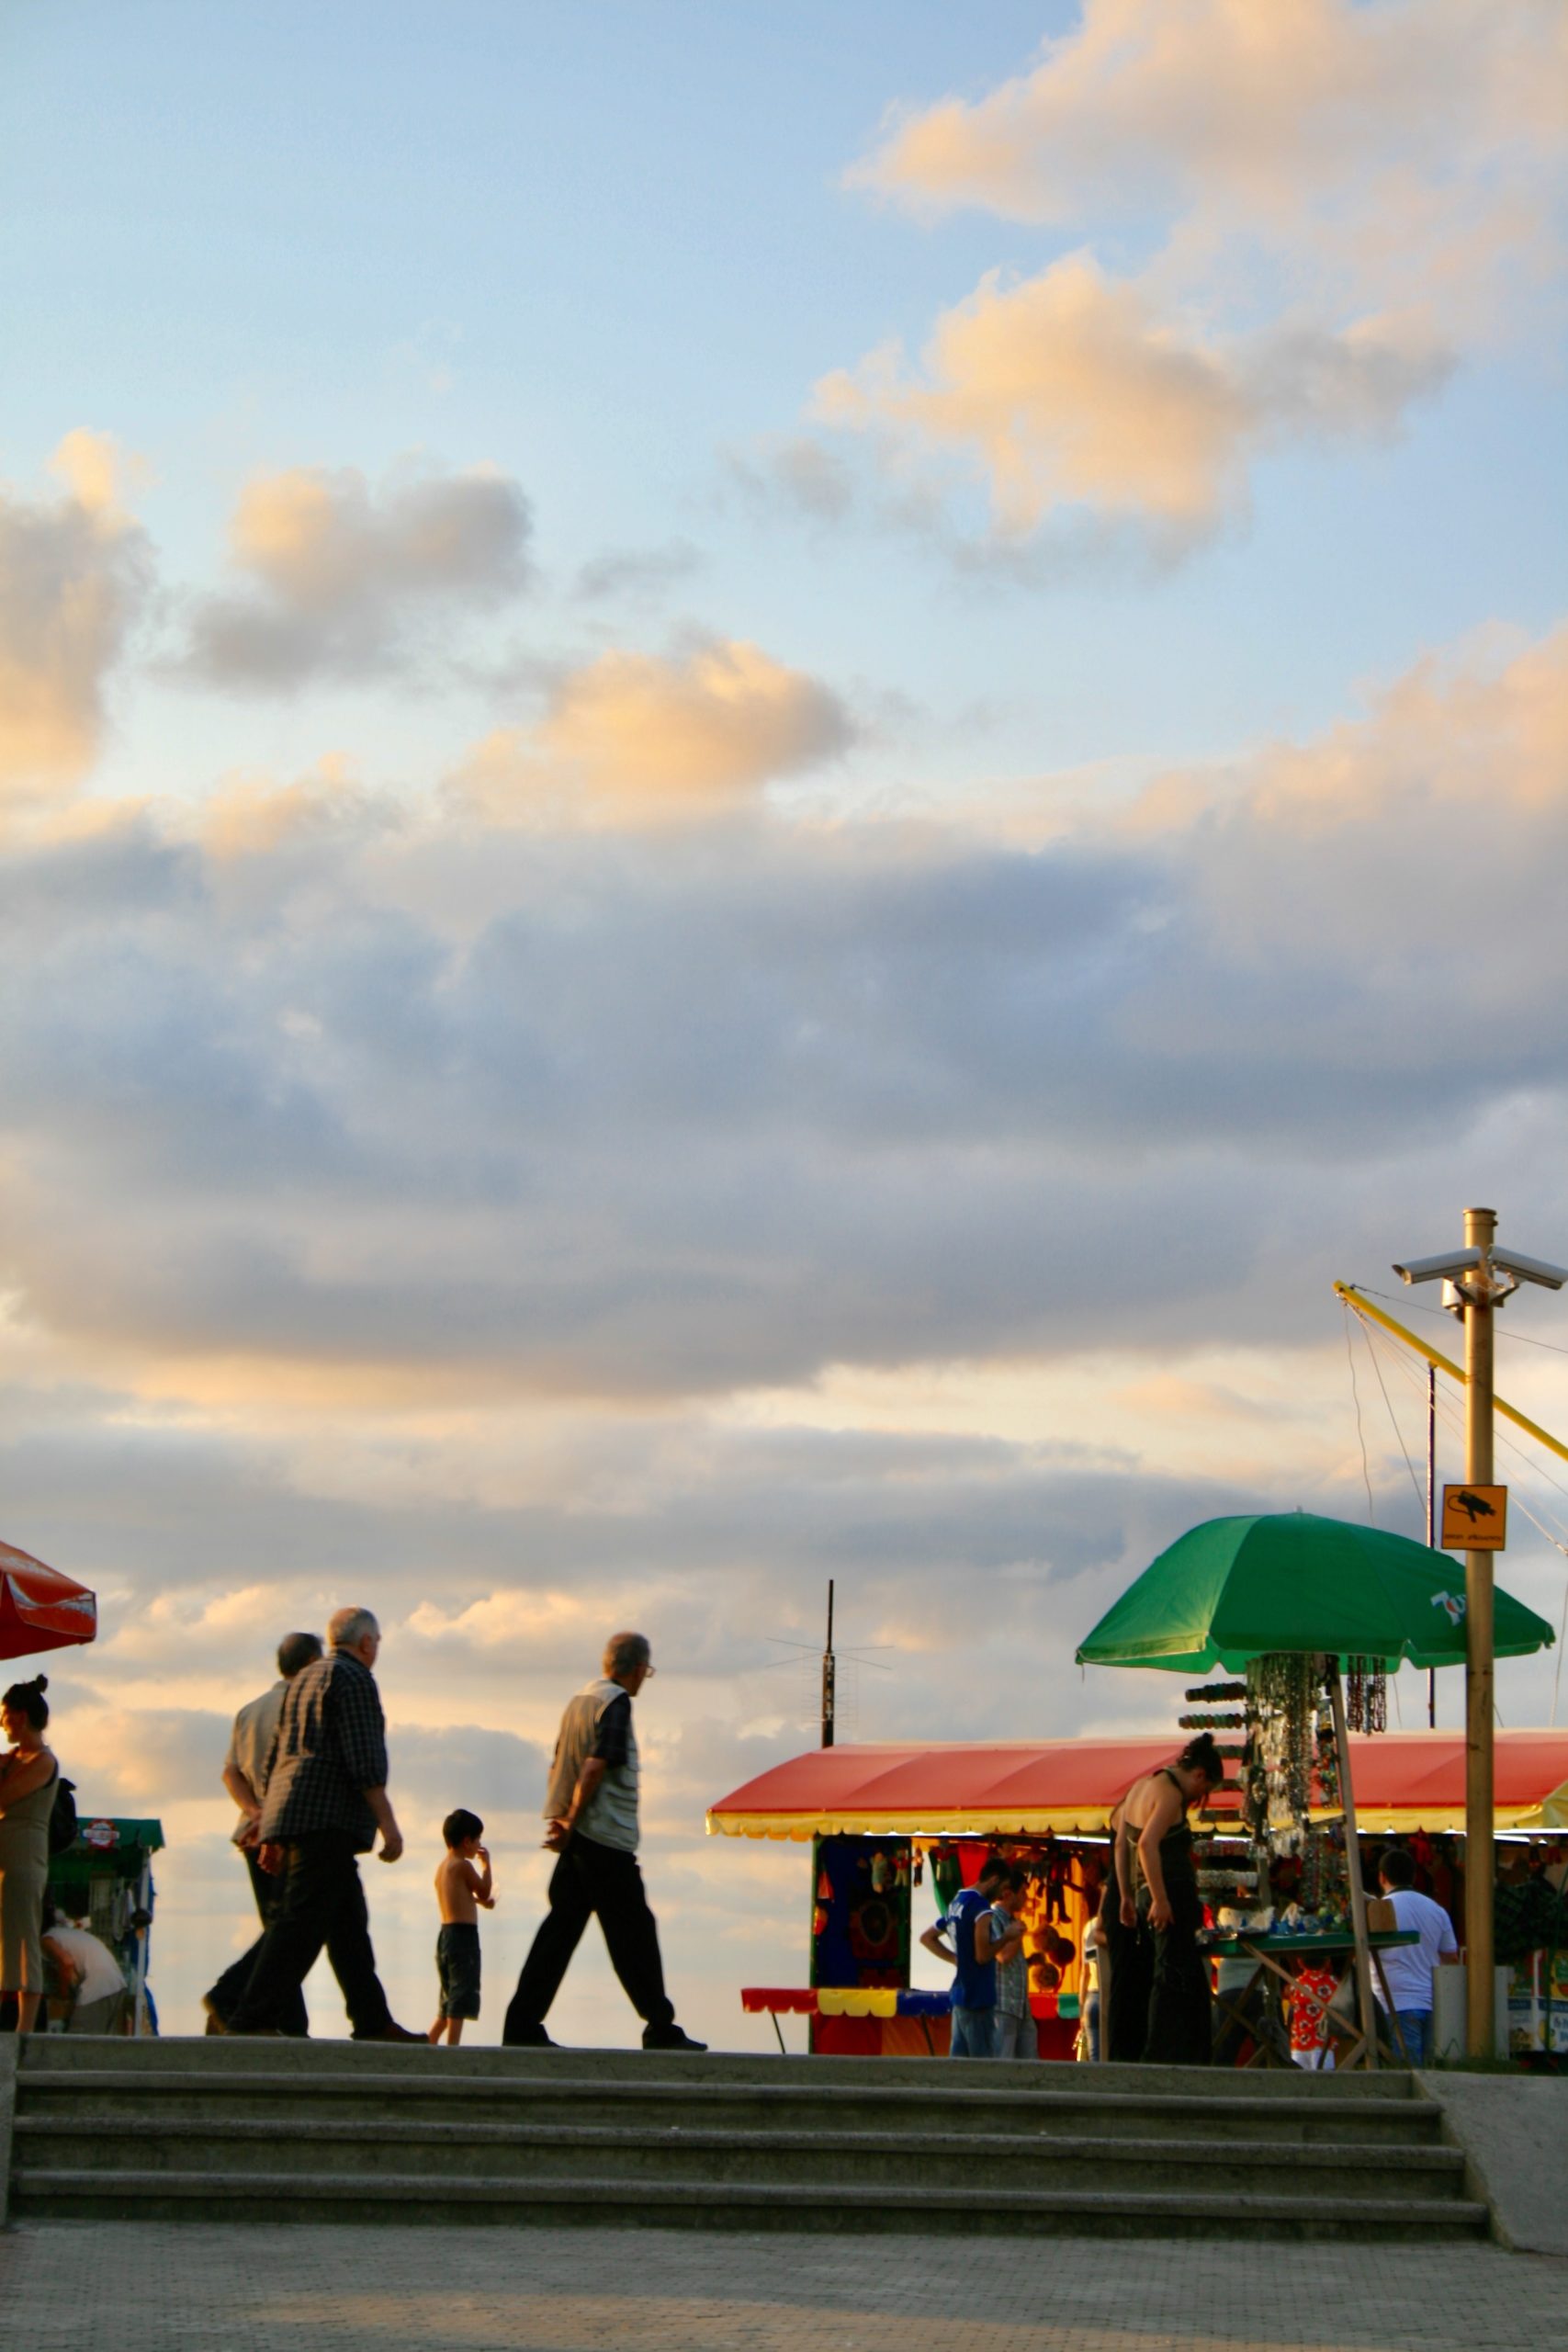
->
[708,1731,1568,1841]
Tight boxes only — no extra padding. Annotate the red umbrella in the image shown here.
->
[0,1540,97,1661]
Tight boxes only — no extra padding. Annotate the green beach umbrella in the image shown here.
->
[1076,1510,1555,1675]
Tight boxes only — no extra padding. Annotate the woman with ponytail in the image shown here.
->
[0,1675,60,2033]
[1115,1732,1225,2066]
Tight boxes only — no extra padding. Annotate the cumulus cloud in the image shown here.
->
[815,0,1562,546]
[819,265,1450,538]
[1,616,1565,1408]
[817,257,1447,540]
[179,458,533,688]
[851,0,1564,247]
[0,432,152,808]
[451,637,856,826]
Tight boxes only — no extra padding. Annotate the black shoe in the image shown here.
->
[643,2025,706,2052]
[503,2023,558,2048]
[354,2021,427,2044]
[201,1997,228,2036]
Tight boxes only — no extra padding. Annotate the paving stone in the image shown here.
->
[0,2222,1562,2350]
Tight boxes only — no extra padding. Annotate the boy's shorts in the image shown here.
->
[435,1922,481,2020]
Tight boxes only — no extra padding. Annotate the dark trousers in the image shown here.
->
[228,1832,392,2039]
[503,1833,674,2041]
[207,1848,310,2036]
[1102,1907,1153,2064]
[1142,1881,1212,2066]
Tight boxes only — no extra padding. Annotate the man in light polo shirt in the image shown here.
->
[1376,1846,1457,2066]
[502,1632,705,2052]
[203,1630,322,2035]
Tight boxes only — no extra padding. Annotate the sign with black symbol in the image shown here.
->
[1440,1484,1507,1551]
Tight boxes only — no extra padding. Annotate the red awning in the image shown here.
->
[707,1731,1568,1840]
[0,1541,97,1662]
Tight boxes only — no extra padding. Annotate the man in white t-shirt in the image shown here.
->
[41,1901,128,2034]
[1376,1847,1457,2066]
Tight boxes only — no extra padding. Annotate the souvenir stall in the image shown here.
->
[1077,1510,1557,2066]
[47,1814,164,2034]
[711,1726,1568,2061]
[713,1738,1178,2055]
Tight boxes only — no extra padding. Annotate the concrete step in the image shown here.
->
[17,2037,1423,2097]
[13,2113,1470,2196]
[9,2041,1472,2241]
[17,2068,1444,2145]
[8,2166,1491,2240]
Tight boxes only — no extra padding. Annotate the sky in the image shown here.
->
[1,0,1566,2049]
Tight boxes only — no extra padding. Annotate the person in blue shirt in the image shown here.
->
[919,1852,1011,2058]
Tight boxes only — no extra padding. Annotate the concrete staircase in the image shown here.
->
[4,2036,1489,2239]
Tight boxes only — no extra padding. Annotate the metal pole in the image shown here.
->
[1427,1363,1438,1730]
[1462,1205,1496,2058]
[1326,1658,1379,2070]
[821,1578,836,1748]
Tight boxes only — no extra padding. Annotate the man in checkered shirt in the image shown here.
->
[226,1607,423,2041]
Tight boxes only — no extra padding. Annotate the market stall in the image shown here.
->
[1076,1510,1558,2067]
[710,1730,1568,2060]
[47,1815,164,2034]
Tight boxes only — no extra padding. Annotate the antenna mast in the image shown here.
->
[821,1578,836,1747]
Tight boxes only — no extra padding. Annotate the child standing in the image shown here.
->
[429,1808,494,2045]
[1289,1954,1337,2071]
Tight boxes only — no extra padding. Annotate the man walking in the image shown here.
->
[1375,1846,1457,2065]
[503,1632,705,2052]
[919,1852,1010,2057]
[227,1607,421,2042]
[204,1630,321,2035]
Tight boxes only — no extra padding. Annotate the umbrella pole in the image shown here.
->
[1326,1658,1379,2070]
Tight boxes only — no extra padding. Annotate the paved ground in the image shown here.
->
[0,2224,1562,2351]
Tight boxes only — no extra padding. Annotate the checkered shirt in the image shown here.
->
[256,1648,389,1850]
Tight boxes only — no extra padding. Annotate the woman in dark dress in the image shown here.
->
[1099,1801,1151,2063]
[1117,1733,1224,2066]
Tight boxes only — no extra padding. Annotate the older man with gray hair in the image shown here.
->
[227,1607,422,2041]
[503,1632,704,2051]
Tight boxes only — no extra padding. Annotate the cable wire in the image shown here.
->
[1359,1312,1427,1520]
[1343,1301,1376,1524]
[1357,1283,1568,1358]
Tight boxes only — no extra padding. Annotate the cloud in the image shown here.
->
[0,432,152,808]
[0,616,1564,1410]
[851,0,1564,274]
[450,637,856,826]
[816,1,1560,547]
[571,540,705,605]
[179,458,533,689]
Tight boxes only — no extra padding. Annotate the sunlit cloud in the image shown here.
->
[178,457,534,688]
[0,432,152,808]
[816,0,1562,546]
[451,636,855,827]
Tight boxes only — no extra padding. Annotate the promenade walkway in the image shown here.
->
[0,2222,1560,2351]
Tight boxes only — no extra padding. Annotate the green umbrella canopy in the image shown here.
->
[1076,1511,1555,1675]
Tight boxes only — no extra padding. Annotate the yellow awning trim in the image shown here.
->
[706,1806,1121,1840]
[817,1987,899,2018]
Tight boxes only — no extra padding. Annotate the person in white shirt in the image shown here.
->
[41,1899,128,2033]
[1376,1847,1458,2066]
[203,1631,322,2035]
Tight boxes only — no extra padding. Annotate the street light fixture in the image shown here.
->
[1392,1207,1562,2056]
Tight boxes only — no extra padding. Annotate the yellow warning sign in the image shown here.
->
[1440,1484,1507,1551]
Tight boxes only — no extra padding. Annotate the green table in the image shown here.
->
[1205,1928,1420,2069]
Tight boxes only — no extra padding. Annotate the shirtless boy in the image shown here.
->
[429,1808,494,2045]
